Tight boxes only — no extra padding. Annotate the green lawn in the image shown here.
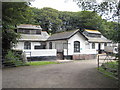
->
[27,61,60,66]
[104,61,118,69]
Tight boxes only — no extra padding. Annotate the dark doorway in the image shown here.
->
[57,52,64,60]
[98,43,102,54]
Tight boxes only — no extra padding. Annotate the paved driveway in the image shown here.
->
[2,60,118,88]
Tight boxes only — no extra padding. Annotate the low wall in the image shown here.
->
[64,49,97,55]
[72,54,97,60]
[23,49,57,57]
[27,56,57,61]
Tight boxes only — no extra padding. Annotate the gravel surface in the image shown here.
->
[2,60,118,88]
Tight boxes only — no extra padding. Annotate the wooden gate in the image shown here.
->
[97,53,118,80]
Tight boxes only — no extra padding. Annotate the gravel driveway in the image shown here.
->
[2,60,118,88]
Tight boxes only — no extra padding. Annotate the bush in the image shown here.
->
[4,50,26,67]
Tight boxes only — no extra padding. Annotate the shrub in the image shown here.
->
[4,50,26,67]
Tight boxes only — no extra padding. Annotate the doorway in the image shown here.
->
[98,43,101,54]
[57,52,64,60]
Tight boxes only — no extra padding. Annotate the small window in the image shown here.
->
[24,30,30,34]
[30,30,36,34]
[18,29,30,34]
[36,30,41,34]
[34,45,46,49]
[24,41,31,49]
[49,42,52,49]
[74,41,80,52]
[92,43,95,49]
[34,46,41,49]
[104,43,107,46]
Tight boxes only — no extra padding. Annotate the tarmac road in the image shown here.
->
[2,60,118,88]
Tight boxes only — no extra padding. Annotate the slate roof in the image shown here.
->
[48,29,111,43]
[83,29,111,43]
[86,36,111,43]
[17,24,42,30]
[19,31,50,41]
[47,29,88,41]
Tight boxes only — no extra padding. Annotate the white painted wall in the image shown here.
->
[64,49,97,55]
[13,41,44,50]
[13,41,57,57]
[101,43,104,49]
[95,43,98,50]
[68,32,87,55]
[23,49,57,57]
[89,42,107,50]
[47,32,98,55]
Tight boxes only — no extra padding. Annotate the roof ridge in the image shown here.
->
[19,24,40,26]
[51,29,79,35]
[47,29,88,41]
[85,29,99,32]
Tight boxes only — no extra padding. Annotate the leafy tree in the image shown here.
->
[73,0,119,21]
[58,11,104,31]
[58,11,76,31]
[28,7,105,34]
[2,2,32,52]
[30,7,62,34]
[74,11,103,30]
[73,0,120,41]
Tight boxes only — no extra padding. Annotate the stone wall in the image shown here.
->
[27,56,57,61]
[72,54,97,60]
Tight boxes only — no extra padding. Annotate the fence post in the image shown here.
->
[98,54,99,70]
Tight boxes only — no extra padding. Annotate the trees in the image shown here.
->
[59,11,105,31]
[73,0,120,41]
[28,7,104,33]
[73,11,103,30]
[30,7,62,34]
[2,2,32,52]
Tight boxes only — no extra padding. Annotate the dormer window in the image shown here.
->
[36,30,41,34]
[17,29,41,34]
[89,33,101,38]
[83,30,101,38]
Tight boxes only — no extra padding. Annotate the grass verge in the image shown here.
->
[26,61,60,66]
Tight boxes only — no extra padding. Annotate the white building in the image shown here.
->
[47,29,112,60]
[13,24,113,60]
[13,24,57,60]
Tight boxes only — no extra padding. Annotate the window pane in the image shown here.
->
[92,43,95,49]
[49,42,52,49]
[36,30,41,34]
[24,41,31,49]
[74,41,80,52]
[34,46,41,49]
[30,30,36,34]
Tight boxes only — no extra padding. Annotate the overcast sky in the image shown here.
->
[30,0,81,12]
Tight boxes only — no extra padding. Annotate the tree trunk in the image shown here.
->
[118,43,120,89]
